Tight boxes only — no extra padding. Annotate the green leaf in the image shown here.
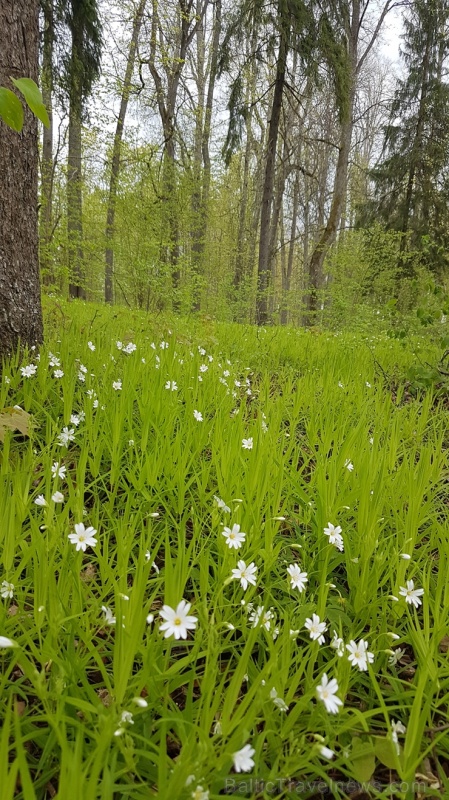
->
[349,737,376,783]
[386,297,398,310]
[11,77,50,128]
[0,87,23,131]
[374,735,398,770]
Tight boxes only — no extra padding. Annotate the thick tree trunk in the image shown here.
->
[105,0,146,304]
[256,17,289,325]
[0,0,43,359]
[40,0,54,285]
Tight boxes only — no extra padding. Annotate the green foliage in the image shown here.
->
[59,0,102,115]
[219,0,318,164]
[0,88,23,131]
[319,226,449,339]
[11,77,50,128]
[322,228,400,330]
[317,9,351,124]
[0,79,49,131]
[1,301,449,796]
[360,0,449,274]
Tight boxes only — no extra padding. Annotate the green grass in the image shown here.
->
[0,299,448,799]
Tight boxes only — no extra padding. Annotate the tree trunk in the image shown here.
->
[67,102,85,299]
[281,172,300,325]
[40,0,54,285]
[191,0,222,311]
[305,0,394,321]
[201,0,221,221]
[397,28,432,279]
[233,33,256,293]
[306,104,354,319]
[148,0,202,309]
[256,15,289,325]
[190,1,206,311]
[303,105,334,320]
[67,17,85,300]
[268,137,288,314]
[162,140,181,300]
[0,0,43,359]
[105,0,147,304]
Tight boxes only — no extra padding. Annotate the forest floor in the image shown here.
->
[0,299,448,800]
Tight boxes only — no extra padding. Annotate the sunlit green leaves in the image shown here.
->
[11,77,50,128]
[0,78,49,132]
[0,87,23,131]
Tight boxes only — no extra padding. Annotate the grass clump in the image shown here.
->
[0,300,448,799]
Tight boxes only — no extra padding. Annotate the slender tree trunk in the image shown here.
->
[105,0,147,304]
[67,18,85,300]
[234,139,251,291]
[162,139,181,298]
[307,103,354,318]
[67,102,85,299]
[201,0,221,216]
[281,173,300,325]
[268,136,288,314]
[277,202,286,318]
[148,0,203,309]
[0,0,43,359]
[40,0,54,285]
[305,0,394,321]
[397,29,432,279]
[190,1,206,311]
[306,5,358,320]
[191,0,221,311]
[303,109,333,320]
[256,14,289,325]
[233,37,256,292]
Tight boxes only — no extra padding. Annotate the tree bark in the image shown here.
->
[40,0,54,285]
[256,12,289,325]
[305,0,393,322]
[0,0,43,359]
[233,30,257,293]
[190,0,206,310]
[148,0,202,308]
[268,135,288,314]
[398,27,432,278]
[67,103,85,298]
[281,172,300,325]
[67,17,85,300]
[105,0,147,304]
[190,0,221,311]
[306,95,355,319]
